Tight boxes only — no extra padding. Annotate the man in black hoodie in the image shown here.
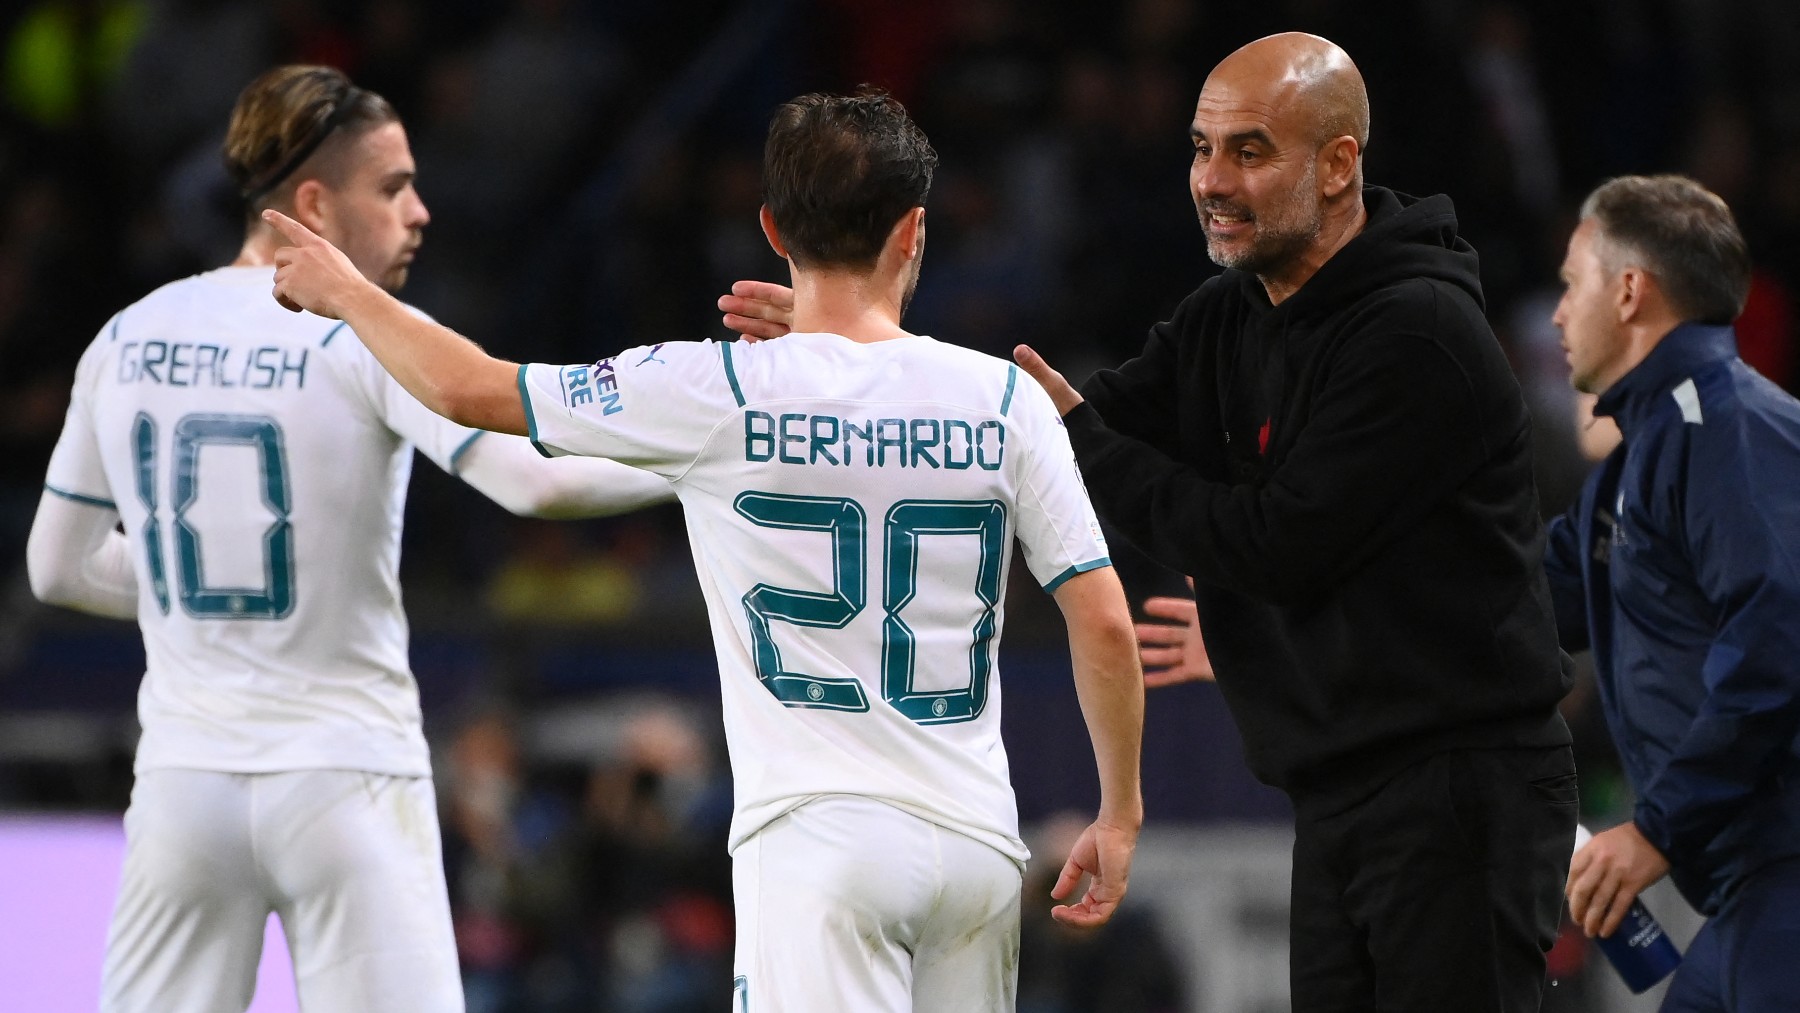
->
[1009,32,1576,1013]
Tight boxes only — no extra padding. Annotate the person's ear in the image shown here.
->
[291,179,330,236]
[893,207,925,261]
[882,206,924,264]
[759,206,791,261]
[1319,135,1359,198]
[1616,266,1646,324]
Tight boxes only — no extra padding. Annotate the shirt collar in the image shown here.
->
[1593,322,1737,437]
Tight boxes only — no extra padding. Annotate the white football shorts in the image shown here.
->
[731,793,1022,1013]
[101,768,462,1012]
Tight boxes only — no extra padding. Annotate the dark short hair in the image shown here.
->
[224,65,400,213]
[1580,174,1751,325]
[763,88,937,270]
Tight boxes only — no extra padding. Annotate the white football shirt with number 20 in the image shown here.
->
[520,332,1109,863]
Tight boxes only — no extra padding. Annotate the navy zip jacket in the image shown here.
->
[1545,323,1800,915]
[1070,187,1571,812]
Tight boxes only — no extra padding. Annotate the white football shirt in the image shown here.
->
[43,266,495,777]
[520,332,1110,862]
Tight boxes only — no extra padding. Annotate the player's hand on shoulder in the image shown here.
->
[264,210,375,320]
[1050,816,1139,929]
[1137,579,1215,687]
[718,280,794,341]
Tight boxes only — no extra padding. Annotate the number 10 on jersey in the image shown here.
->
[132,411,296,619]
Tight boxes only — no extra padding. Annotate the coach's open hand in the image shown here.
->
[1137,579,1217,687]
[1049,816,1137,929]
[265,209,379,321]
[1012,345,1085,416]
[718,280,795,341]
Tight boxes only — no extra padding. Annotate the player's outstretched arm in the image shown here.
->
[1049,564,1144,928]
[458,435,676,519]
[717,280,794,340]
[264,210,525,435]
[27,491,138,620]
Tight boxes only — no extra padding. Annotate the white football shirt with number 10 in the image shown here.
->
[520,332,1110,864]
[41,266,502,778]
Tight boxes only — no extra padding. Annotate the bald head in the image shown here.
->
[1187,33,1371,301]
[1206,32,1369,150]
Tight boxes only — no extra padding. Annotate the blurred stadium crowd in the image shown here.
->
[4,0,1800,1009]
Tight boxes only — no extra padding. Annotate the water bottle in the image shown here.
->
[1573,823,1682,993]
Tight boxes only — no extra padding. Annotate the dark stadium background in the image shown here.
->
[3,1,1796,1010]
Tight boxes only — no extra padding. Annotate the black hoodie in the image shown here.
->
[1070,187,1571,812]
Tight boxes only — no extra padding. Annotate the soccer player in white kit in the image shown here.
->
[263,89,1146,1012]
[25,66,672,1012]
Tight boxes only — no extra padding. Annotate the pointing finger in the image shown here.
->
[261,209,315,246]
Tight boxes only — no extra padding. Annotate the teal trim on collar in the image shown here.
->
[321,322,348,347]
[1044,556,1111,594]
[1000,364,1018,416]
[721,342,746,407]
[45,483,117,510]
[448,430,486,474]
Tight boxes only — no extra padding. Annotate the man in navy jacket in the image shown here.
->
[1550,174,1800,1010]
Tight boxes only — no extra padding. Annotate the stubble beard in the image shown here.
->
[1200,164,1324,277]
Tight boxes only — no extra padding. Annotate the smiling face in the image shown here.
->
[1183,34,1368,299]
[312,122,430,292]
[1553,219,1633,395]
[1188,94,1324,278]
[1195,113,1324,277]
